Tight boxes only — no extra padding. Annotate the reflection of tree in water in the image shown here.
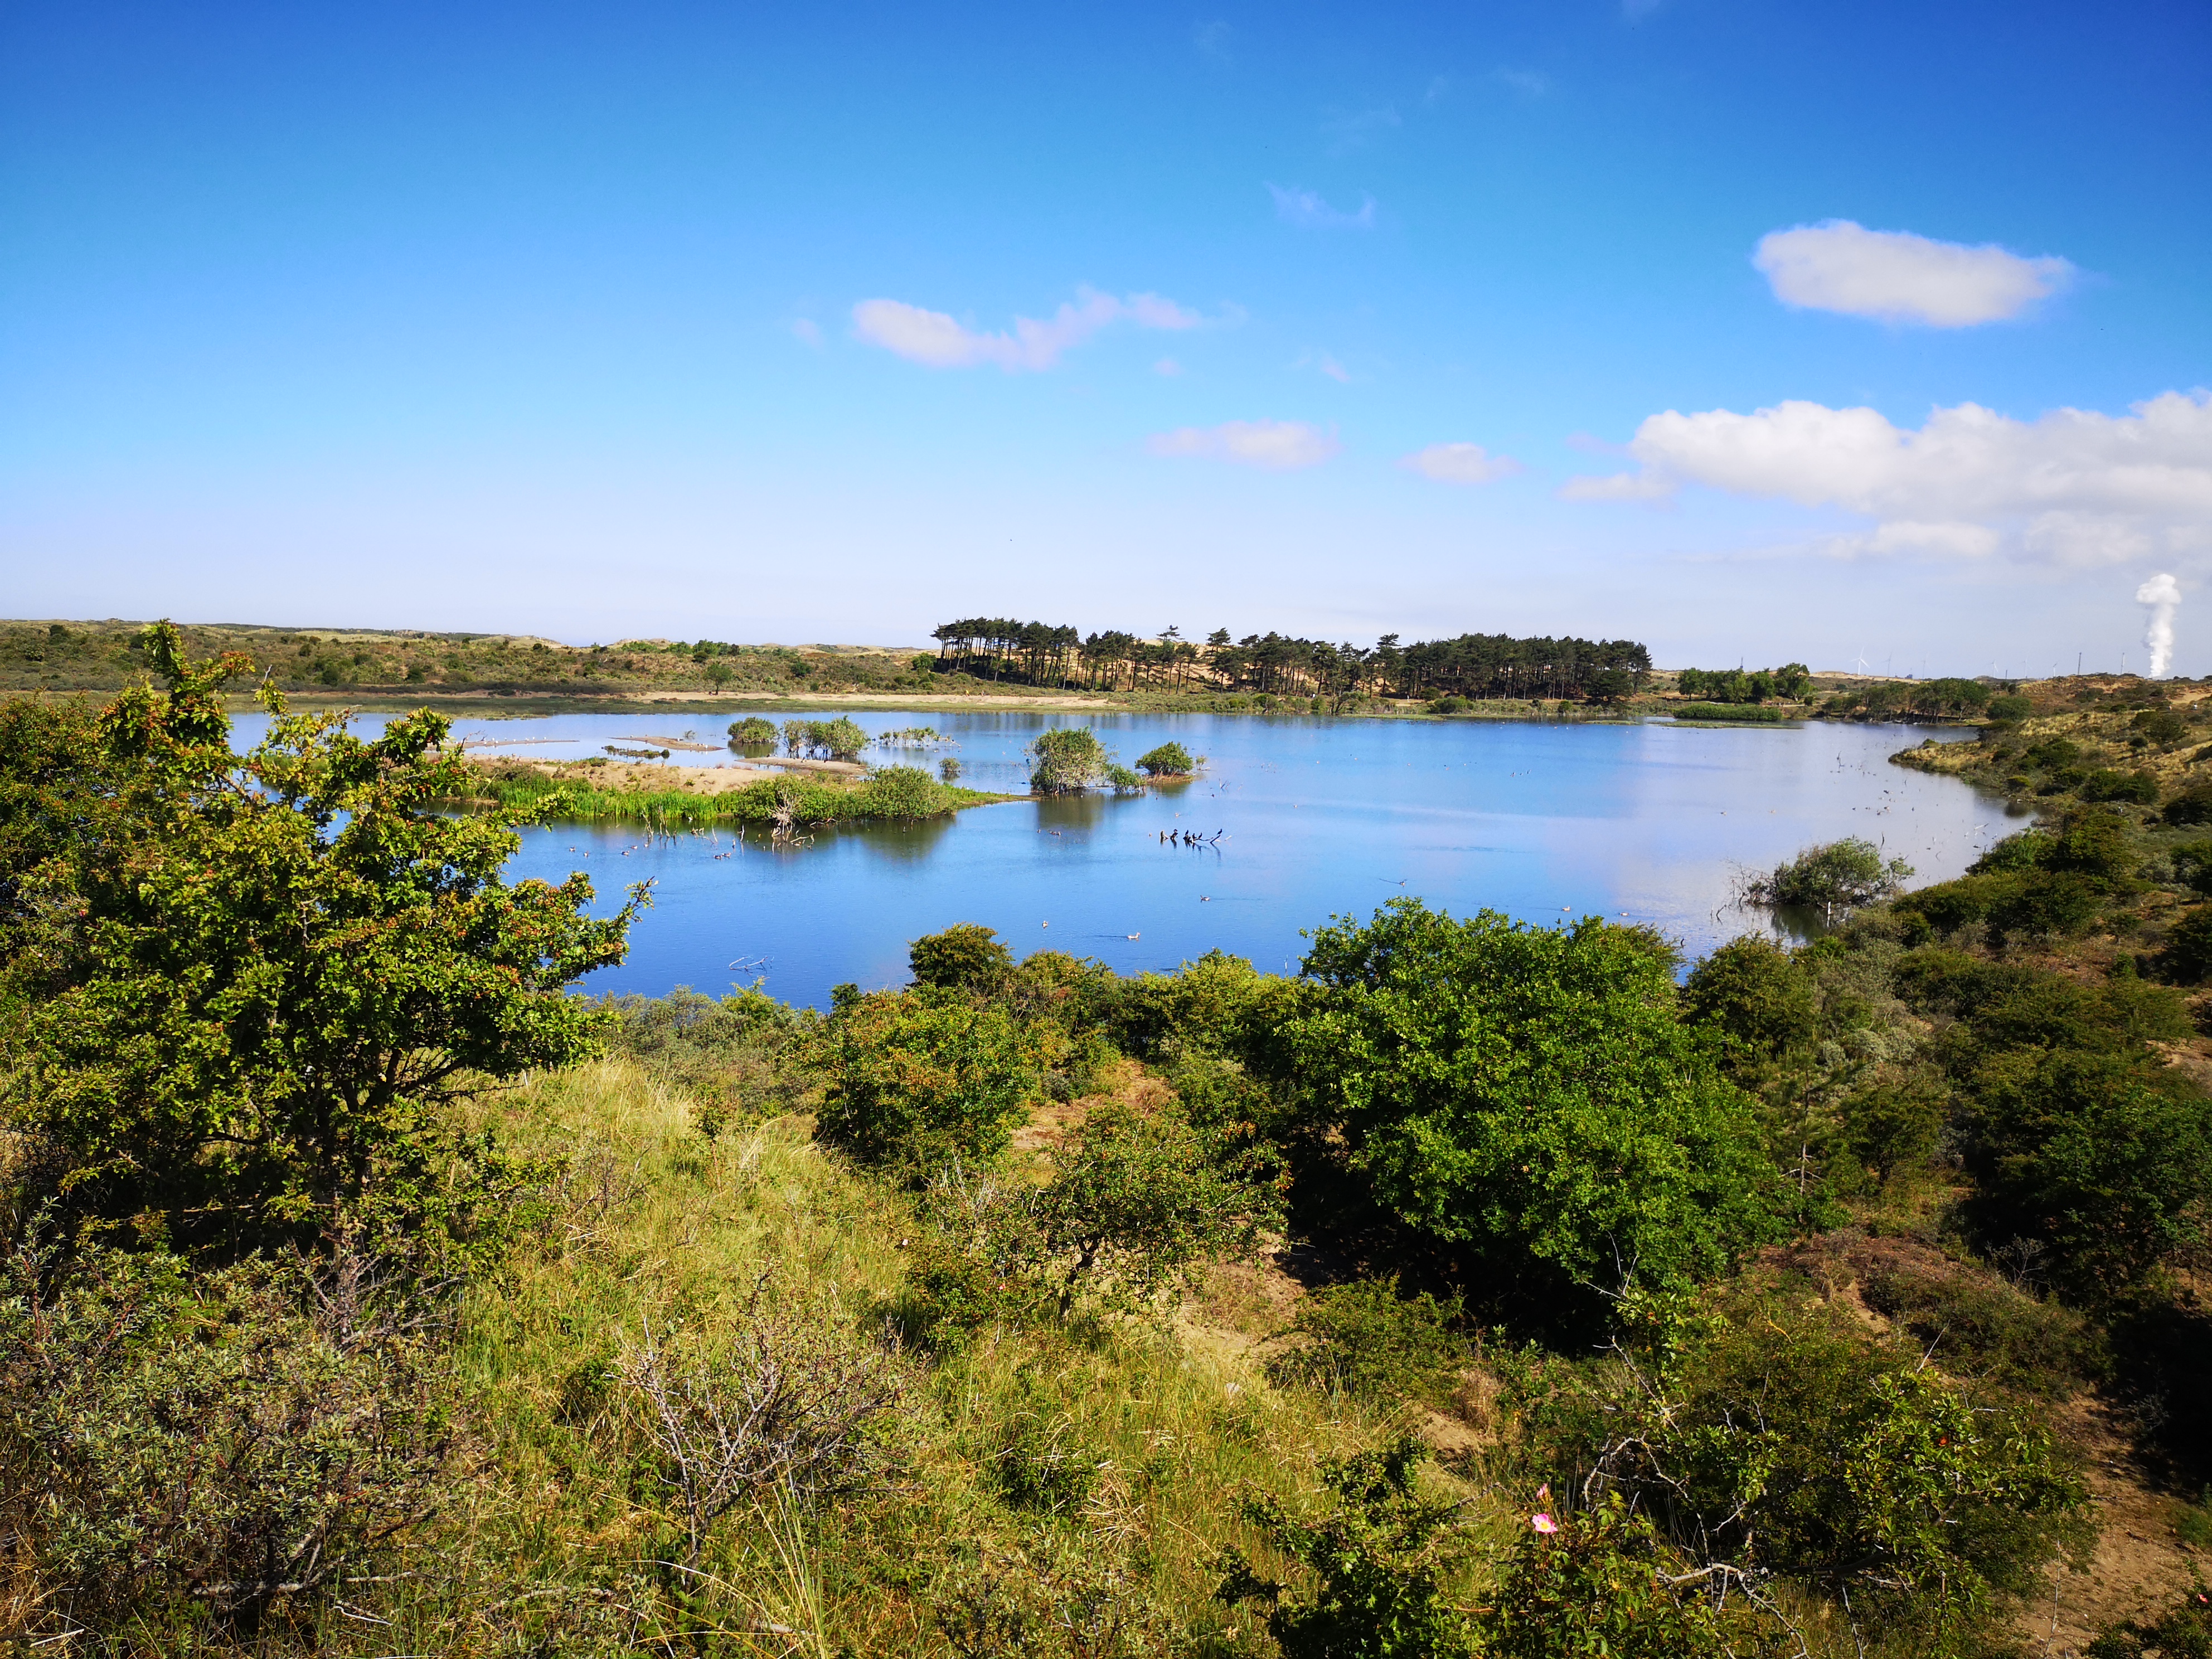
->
[842,811,959,865]
[1035,792,1114,835]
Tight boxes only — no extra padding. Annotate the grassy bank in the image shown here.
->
[460,758,1016,828]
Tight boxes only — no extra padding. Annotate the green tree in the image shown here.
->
[1026,1100,1277,1316]
[727,715,778,748]
[1277,901,1783,1324]
[809,992,1035,1170]
[5,625,636,1257]
[909,923,1012,993]
[1681,936,1820,1071]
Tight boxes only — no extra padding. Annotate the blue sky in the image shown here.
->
[3,0,2208,673]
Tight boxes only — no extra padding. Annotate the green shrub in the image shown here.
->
[909,923,1013,993]
[809,992,1035,1170]
[1521,1294,2090,1655]
[2133,707,2190,746]
[1027,1100,1278,1317]
[1748,838,1912,910]
[727,715,778,747]
[1217,1434,1476,1659]
[1841,1076,1948,1182]
[1278,901,1784,1325]
[1134,741,1196,776]
[2026,738,2082,769]
[1104,948,1301,1062]
[1681,936,1819,1069]
[0,1244,452,1633]
[1986,694,2032,721]
[1673,701,1786,721]
[1855,1257,2105,1399]
[2159,904,2212,982]
[1967,1049,2212,1292]
[856,763,950,818]
[987,1387,1100,1516]
[1265,1278,1470,1407]
[2082,767,2159,804]
[1476,1496,1753,1658]
[2087,1584,2212,1658]
[2168,841,2212,895]
[2167,784,2212,826]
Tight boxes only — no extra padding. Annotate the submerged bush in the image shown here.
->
[1028,727,1110,794]
[727,715,778,748]
[1747,837,1913,911]
[1134,741,1196,777]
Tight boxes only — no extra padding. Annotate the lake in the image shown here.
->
[234,707,2011,1006]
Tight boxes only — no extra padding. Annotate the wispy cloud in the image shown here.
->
[1317,353,1352,384]
[1753,220,2074,327]
[850,287,1205,371]
[1268,184,1376,231]
[1560,391,2212,569]
[789,318,823,347]
[1400,442,1522,486]
[1492,67,1551,98]
[1148,419,1340,470]
[1193,18,1232,59]
[1322,105,1400,154]
[1153,357,1185,377]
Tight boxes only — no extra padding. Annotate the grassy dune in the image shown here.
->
[396,1056,1471,1656]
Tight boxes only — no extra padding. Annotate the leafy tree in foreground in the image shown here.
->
[6,624,638,1259]
[1275,900,1783,1325]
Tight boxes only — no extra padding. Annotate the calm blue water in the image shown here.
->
[232,709,2009,1007]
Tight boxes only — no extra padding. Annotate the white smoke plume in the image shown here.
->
[2137,572,2181,677]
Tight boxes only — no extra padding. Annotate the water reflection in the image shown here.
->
[232,707,2010,1007]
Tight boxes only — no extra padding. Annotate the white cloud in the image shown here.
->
[1561,390,2212,568]
[1318,353,1351,384]
[1268,185,1376,230]
[1148,419,1339,470]
[1400,442,1522,486]
[851,287,1205,371]
[1153,357,1185,377]
[1753,220,2075,327]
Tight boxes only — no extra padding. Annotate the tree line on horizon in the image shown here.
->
[928,617,1653,701]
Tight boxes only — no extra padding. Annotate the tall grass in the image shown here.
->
[356,1057,1469,1655]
